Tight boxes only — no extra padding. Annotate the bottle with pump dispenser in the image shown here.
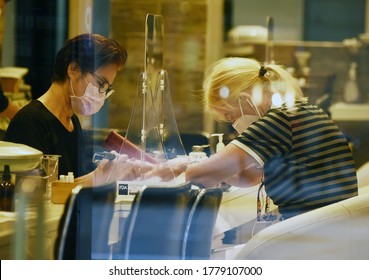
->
[211,133,225,153]
[0,165,15,211]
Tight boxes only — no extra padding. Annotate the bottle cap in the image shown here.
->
[191,145,209,152]
[211,133,224,143]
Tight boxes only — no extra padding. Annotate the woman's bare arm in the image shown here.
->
[185,143,262,188]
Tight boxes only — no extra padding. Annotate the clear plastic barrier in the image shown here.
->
[108,14,187,187]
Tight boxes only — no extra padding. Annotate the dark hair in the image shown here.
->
[52,33,127,82]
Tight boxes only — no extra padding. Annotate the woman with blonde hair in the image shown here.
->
[186,57,357,220]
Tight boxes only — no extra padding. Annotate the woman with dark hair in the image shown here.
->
[5,33,136,185]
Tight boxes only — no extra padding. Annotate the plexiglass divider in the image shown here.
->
[111,14,187,192]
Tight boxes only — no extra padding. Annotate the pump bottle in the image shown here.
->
[211,133,225,153]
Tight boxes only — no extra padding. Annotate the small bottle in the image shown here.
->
[67,172,74,183]
[0,165,15,212]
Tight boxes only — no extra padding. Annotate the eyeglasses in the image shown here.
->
[94,74,114,98]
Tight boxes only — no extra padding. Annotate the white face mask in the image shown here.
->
[70,77,105,116]
[232,96,262,134]
[232,114,260,134]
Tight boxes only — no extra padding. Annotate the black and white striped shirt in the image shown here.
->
[232,101,358,218]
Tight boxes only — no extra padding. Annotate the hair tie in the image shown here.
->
[259,66,267,77]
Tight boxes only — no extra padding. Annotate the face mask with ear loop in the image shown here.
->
[70,76,106,116]
[232,94,262,134]
[232,92,277,224]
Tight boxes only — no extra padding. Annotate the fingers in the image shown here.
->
[95,153,189,183]
[115,153,129,162]
[143,161,184,182]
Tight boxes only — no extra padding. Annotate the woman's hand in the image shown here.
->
[143,156,190,182]
[79,153,191,186]
[91,153,134,185]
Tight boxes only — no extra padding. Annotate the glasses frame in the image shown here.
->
[93,73,114,98]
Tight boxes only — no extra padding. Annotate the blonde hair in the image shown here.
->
[203,57,306,122]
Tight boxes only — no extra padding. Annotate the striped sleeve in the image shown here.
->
[232,109,292,164]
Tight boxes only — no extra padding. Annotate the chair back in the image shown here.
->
[182,187,223,259]
[117,181,197,260]
[55,182,116,260]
